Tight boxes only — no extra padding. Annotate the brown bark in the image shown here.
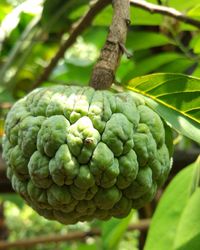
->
[90,0,130,90]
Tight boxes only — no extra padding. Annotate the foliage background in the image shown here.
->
[0,0,199,249]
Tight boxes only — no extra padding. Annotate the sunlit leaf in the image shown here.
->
[130,8,163,26]
[0,2,12,22]
[0,15,40,86]
[0,0,43,42]
[190,35,200,54]
[192,65,200,77]
[126,73,200,144]
[144,156,200,250]
[102,211,134,250]
[187,4,200,18]
[169,0,200,11]
[174,187,200,250]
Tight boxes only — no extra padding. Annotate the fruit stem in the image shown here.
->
[89,0,130,90]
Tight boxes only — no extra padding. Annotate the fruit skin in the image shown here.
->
[2,85,173,224]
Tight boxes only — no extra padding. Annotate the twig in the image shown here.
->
[128,218,150,231]
[90,0,130,89]
[0,219,150,249]
[130,0,200,29]
[32,0,111,89]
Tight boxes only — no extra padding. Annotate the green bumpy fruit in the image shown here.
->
[2,85,173,224]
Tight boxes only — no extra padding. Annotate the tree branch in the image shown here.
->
[90,0,130,89]
[0,219,150,249]
[32,0,200,89]
[32,0,111,89]
[130,0,200,29]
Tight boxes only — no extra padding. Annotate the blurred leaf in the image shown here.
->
[41,0,69,32]
[144,156,200,250]
[187,4,200,18]
[0,0,42,42]
[117,59,135,81]
[123,52,184,81]
[0,2,12,22]
[126,31,172,51]
[0,194,24,209]
[93,6,112,26]
[64,37,98,66]
[169,0,200,11]
[126,73,200,144]
[156,58,194,73]
[77,243,98,250]
[5,34,37,90]
[192,65,200,77]
[179,23,198,31]
[102,211,134,250]
[174,187,200,250]
[0,89,15,102]
[68,5,88,20]
[0,15,40,85]
[83,27,107,49]
[130,5,162,26]
[52,63,92,86]
[41,0,88,32]
[190,35,200,54]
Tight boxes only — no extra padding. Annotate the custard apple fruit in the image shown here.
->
[2,85,173,224]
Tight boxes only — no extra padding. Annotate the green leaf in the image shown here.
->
[169,0,200,11]
[0,15,40,87]
[126,31,172,51]
[52,63,93,86]
[123,53,185,81]
[187,4,200,18]
[144,156,200,250]
[0,0,41,42]
[117,59,135,81]
[93,6,112,26]
[77,243,98,250]
[193,65,200,77]
[130,4,162,26]
[41,0,88,32]
[156,58,194,73]
[0,2,12,22]
[126,73,200,144]
[83,27,107,49]
[102,211,134,250]
[174,187,200,250]
[190,35,200,54]
[0,194,25,209]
